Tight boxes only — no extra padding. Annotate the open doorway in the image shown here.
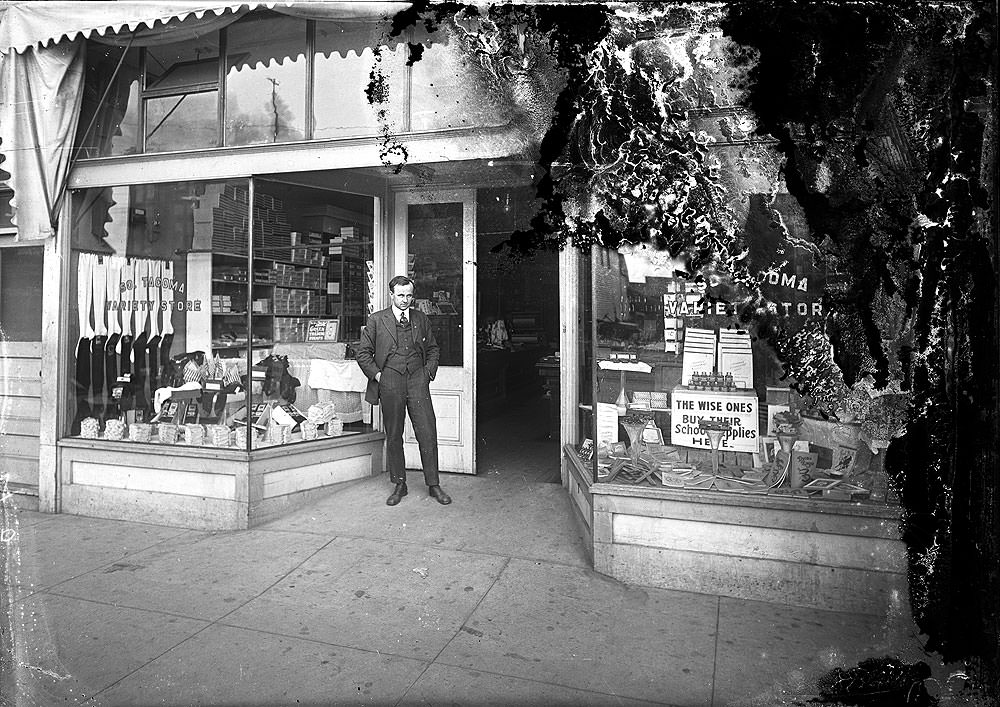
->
[475,186,560,482]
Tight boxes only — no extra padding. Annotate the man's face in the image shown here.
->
[390,283,415,311]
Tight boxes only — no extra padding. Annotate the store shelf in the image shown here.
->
[212,343,274,350]
[272,259,326,268]
[212,312,275,317]
[212,278,275,286]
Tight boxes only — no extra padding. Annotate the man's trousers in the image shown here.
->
[379,367,440,486]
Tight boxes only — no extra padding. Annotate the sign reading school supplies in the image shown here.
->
[670,388,759,453]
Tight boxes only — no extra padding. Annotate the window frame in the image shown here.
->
[0,187,16,237]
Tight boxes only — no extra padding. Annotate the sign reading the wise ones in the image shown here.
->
[670,388,759,453]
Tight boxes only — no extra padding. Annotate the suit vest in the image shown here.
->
[384,316,422,375]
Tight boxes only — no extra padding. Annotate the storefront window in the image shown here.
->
[144,93,218,152]
[143,32,220,152]
[0,188,14,233]
[407,202,464,366]
[312,28,407,140]
[410,30,513,132]
[580,242,892,506]
[65,177,373,449]
[76,45,141,157]
[225,13,307,146]
[0,246,43,340]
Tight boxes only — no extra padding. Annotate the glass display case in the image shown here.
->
[65,177,375,452]
[575,245,895,507]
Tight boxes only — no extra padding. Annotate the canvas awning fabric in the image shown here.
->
[0,2,411,56]
[0,2,411,240]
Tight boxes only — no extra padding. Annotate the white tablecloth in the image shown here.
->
[284,357,368,423]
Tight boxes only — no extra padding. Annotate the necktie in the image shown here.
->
[400,312,408,327]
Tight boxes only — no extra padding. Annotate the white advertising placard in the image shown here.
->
[595,402,620,446]
[670,388,759,453]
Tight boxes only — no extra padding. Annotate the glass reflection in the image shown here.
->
[407,203,464,366]
[313,24,406,139]
[77,45,141,157]
[145,33,220,91]
[410,31,512,131]
[145,92,219,151]
[225,13,307,146]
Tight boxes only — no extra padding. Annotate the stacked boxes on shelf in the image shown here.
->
[212,293,246,314]
[273,288,326,316]
[254,191,292,261]
[194,184,247,251]
[288,232,327,266]
[274,317,311,343]
[274,263,325,289]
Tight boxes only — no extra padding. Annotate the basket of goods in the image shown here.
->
[271,423,293,445]
[80,417,100,439]
[128,423,152,443]
[158,423,179,444]
[206,424,230,447]
[104,419,126,440]
[182,424,205,445]
[306,401,337,425]
[234,426,260,450]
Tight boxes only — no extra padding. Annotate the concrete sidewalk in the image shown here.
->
[0,470,964,706]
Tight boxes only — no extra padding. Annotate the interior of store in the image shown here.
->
[474,186,560,483]
[64,165,561,477]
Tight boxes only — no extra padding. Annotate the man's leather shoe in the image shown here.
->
[386,483,407,506]
[428,485,451,505]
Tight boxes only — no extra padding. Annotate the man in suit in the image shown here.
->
[357,276,452,506]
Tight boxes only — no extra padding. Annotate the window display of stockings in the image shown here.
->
[73,254,174,430]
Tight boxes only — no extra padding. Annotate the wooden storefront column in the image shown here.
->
[38,215,70,512]
[559,243,581,486]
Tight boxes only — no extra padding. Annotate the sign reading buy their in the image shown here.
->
[670,388,759,453]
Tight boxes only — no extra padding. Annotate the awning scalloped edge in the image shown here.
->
[2,4,267,56]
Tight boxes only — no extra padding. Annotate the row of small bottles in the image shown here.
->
[689,371,736,391]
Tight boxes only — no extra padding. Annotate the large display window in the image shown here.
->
[65,177,375,451]
[74,10,513,158]
[575,244,897,507]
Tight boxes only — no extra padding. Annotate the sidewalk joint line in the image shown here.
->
[710,595,721,707]
[427,658,684,706]
[392,554,513,707]
[87,534,342,701]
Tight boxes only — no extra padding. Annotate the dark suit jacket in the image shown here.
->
[356,307,440,405]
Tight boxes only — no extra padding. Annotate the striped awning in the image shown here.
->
[0,1,410,55]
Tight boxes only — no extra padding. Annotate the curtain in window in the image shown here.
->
[0,39,84,240]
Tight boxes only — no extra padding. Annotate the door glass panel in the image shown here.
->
[407,202,463,366]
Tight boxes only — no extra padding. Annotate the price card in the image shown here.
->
[306,319,340,341]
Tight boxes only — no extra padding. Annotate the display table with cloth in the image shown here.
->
[270,343,369,423]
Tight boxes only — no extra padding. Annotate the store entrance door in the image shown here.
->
[393,189,477,474]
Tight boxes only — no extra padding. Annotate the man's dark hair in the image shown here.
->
[388,275,414,292]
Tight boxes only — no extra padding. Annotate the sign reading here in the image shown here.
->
[670,388,759,453]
